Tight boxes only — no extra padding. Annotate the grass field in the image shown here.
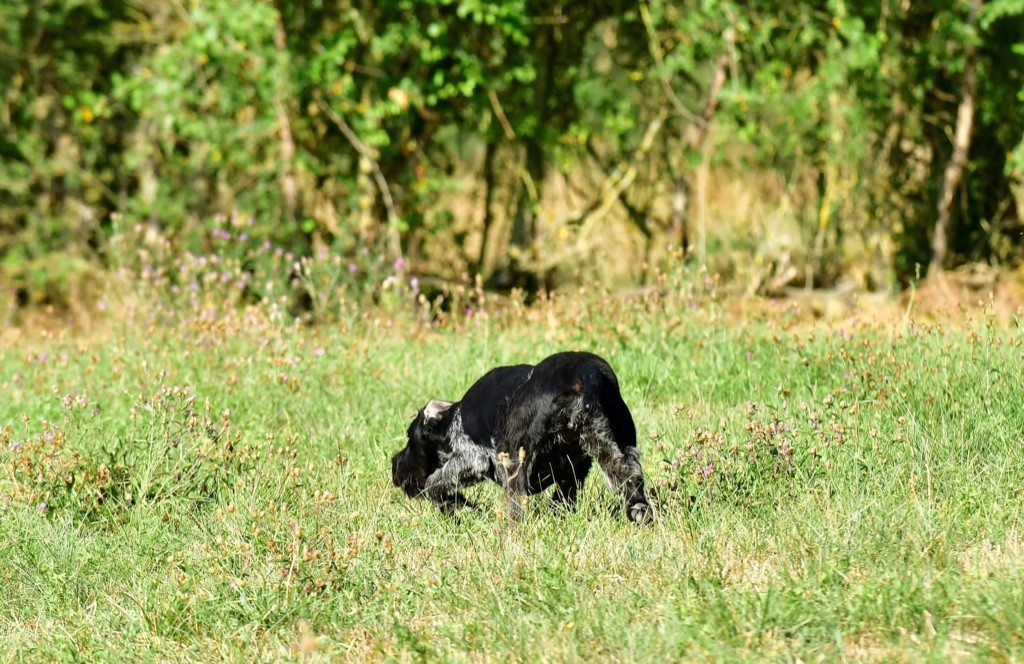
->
[2,282,1024,662]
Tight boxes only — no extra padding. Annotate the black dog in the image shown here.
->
[391,351,651,523]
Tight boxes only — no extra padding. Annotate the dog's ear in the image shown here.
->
[422,399,454,421]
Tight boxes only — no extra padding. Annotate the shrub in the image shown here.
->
[2,385,255,522]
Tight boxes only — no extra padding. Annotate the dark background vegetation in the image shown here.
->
[2,0,1023,312]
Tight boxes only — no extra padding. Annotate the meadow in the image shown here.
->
[2,261,1024,662]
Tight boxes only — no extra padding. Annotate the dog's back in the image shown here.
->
[459,364,534,449]
[496,351,634,453]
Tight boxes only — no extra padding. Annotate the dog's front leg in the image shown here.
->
[423,461,477,515]
[433,491,475,516]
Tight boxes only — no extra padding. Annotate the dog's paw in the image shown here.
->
[434,492,477,517]
[628,502,653,525]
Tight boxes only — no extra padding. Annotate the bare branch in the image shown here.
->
[317,99,403,260]
[687,27,733,151]
[930,0,980,273]
[639,2,699,124]
[563,112,667,236]
[487,88,517,140]
[584,142,653,238]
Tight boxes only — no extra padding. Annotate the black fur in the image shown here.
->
[391,351,651,523]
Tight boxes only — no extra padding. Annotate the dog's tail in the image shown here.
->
[576,360,616,413]
[576,359,636,447]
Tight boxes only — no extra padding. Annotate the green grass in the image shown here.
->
[2,293,1024,662]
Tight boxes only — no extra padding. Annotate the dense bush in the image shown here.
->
[2,1,1023,305]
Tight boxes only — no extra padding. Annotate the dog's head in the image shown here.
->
[391,399,454,497]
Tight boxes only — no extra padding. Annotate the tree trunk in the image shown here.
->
[683,30,732,266]
[512,139,544,253]
[693,145,710,266]
[643,17,732,260]
[503,24,558,291]
[476,139,498,275]
[274,19,298,224]
[507,139,544,291]
[670,168,689,254]
[930,0,980,273]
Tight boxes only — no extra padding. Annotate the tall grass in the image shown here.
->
[1,241,1023,661]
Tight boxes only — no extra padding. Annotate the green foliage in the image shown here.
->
[2,0,1024,303]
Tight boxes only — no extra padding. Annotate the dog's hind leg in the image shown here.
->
[549,456,592,514]
[582,415,652,524]
[498,451,528,522]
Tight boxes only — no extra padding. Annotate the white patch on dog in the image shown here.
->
[439,410,495,478]
[423,399,454,421]
[423,408,497,501]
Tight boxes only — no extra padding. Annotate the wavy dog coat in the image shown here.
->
[391,351,651,523]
